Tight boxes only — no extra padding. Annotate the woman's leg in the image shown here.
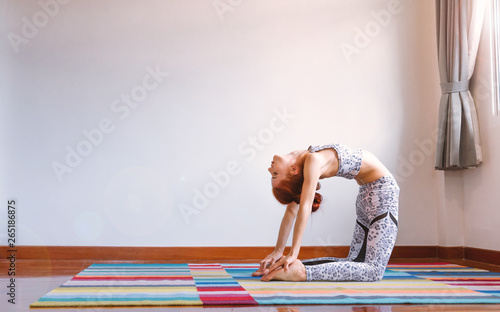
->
[346,220,369,261]
[304,176,399,282]
[304,212,398,281]
[264,214,398,282]
[301,220,367,266]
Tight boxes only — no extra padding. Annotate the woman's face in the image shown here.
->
[268,154,292,187]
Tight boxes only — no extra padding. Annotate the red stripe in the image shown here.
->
[197,287,246,292]
[199,295,256,301]
[432,279,500,282]
[388,263,456,266]
[203,299,258,306]
[447,283,500,286]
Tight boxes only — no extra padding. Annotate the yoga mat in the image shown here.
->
[30,263,500,308]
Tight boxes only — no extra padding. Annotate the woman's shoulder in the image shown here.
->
[303,152,324,171]
[304,147,340,179]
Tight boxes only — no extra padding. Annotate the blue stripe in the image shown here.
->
[412,272,500,276]
[254,298,500,304]
[89,264,189,269]
[193,283,240,287]
[478,291,500,295]
[78,272,191,276]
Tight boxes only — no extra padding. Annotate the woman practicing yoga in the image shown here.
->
[253,143,400,282]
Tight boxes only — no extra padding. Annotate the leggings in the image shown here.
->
[302,175,399,282]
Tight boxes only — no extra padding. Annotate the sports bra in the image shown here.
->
[307,143,363,179]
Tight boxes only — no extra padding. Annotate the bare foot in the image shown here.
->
[251,268,269,277]
[261,260,306,282]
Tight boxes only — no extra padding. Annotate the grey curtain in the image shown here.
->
[435,0,486,170]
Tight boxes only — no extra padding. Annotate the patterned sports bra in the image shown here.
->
[308,143,363,179]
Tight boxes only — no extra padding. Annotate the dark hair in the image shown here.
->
[272,172,322,212]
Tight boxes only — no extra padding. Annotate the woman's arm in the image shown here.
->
[275,202,299,253]
[268,154,322,272]
[253,202,298,276]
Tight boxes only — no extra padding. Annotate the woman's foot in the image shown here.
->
[252,267,269,277]
[261,260,306,282]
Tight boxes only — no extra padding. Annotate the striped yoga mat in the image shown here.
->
[30,263,500,308]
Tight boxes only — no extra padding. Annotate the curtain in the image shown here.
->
[435,0,487,170]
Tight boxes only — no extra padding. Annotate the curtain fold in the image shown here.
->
[434,0,486,170]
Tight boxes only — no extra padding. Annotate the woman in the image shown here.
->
[253,143,400,282]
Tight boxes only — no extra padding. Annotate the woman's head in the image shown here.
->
[268,152,322,212]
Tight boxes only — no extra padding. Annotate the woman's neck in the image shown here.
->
[291,150,309,168]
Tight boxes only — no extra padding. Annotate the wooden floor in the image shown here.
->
[2,258,500,311]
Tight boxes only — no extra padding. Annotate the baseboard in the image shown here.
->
[389,246,437,259]
[436,246,500,266]
[465,247,500,266]
[10,246,351,261]
[438,246,465,259]
[5,245,431,261]
[7,245,500,266]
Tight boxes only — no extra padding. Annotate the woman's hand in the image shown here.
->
[267,253,297,273]
[252,250,283,277]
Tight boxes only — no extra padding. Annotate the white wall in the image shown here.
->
[0,0,442,248]
[465,5,500,251]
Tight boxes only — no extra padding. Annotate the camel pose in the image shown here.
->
[253,143,400,282]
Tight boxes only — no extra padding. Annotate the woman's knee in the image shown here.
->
[364,264,386,282]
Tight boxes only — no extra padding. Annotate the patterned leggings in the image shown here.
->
[303,175,400,282]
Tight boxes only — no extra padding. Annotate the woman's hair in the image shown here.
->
[272,172,322,212]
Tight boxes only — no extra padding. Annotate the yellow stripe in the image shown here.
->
[30,299,204,307]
